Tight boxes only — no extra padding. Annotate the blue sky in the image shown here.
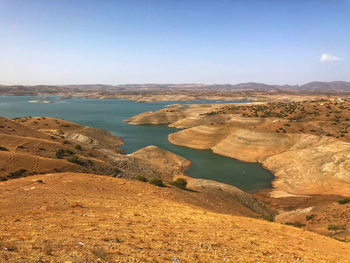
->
[0,0,349,85]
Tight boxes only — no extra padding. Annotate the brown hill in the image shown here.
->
[1,173,350,262]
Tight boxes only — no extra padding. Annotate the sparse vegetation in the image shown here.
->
[306,214,316,221]
[75,144,82,150]
[56,149,75,158]
[328,224,346,231]
[8,169,27,179]
[67,156,86,166]
[56,149,66,158]
[338,198,350,205]
[170,178,188,189]
[65,149,75,155]
[135,175,148,182]
[149,178,165,187]
[215,99,350,141]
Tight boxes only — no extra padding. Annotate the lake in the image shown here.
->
[0,96,274,192]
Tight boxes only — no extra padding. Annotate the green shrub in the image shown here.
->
[8,169,27,179]
[135,175,148,182]
[306,214,316,221]
[56,149,66,158]
[328,225,345,231]
[170,178,187,189]
[338,198,350,205]
[68,156,86,166]
[149,178,165,187]
[65,150,75,155]
[62,140,70,144]
[334,237,346,242]
[75,145,82,150]
[56,149,75,158]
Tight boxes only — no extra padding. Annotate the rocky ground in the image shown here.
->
[1,173,350,263]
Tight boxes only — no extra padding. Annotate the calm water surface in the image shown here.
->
[0,96,273,192]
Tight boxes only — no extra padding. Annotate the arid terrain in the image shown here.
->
[2,85,350,261]
[3,0,350,259]
[127,97,350,241]
[1,172,350,263]
[1,113,350,262]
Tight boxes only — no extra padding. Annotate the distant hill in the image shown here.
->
[298,81,350,91]
[1,81,350,96]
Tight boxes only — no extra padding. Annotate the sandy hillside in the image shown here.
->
[1,173,350,263]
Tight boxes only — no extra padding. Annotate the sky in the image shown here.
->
[0,0,349,85]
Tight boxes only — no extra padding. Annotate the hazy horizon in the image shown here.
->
[1,0,349,85]
[1,80,350,87]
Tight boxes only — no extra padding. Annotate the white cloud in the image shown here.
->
[320,53,344,62]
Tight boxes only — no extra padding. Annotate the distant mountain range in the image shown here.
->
[1,81,350,95]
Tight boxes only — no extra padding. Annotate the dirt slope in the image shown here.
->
[130,145,192,179]
[1,173,350,263]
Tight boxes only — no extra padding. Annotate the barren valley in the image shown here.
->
[1,86,350,262]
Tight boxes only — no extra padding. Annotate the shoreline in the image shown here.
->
[126,99,350,198]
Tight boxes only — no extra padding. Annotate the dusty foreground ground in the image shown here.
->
[1,173,350,263]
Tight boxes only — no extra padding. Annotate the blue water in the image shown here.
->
[0,96,274,192]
